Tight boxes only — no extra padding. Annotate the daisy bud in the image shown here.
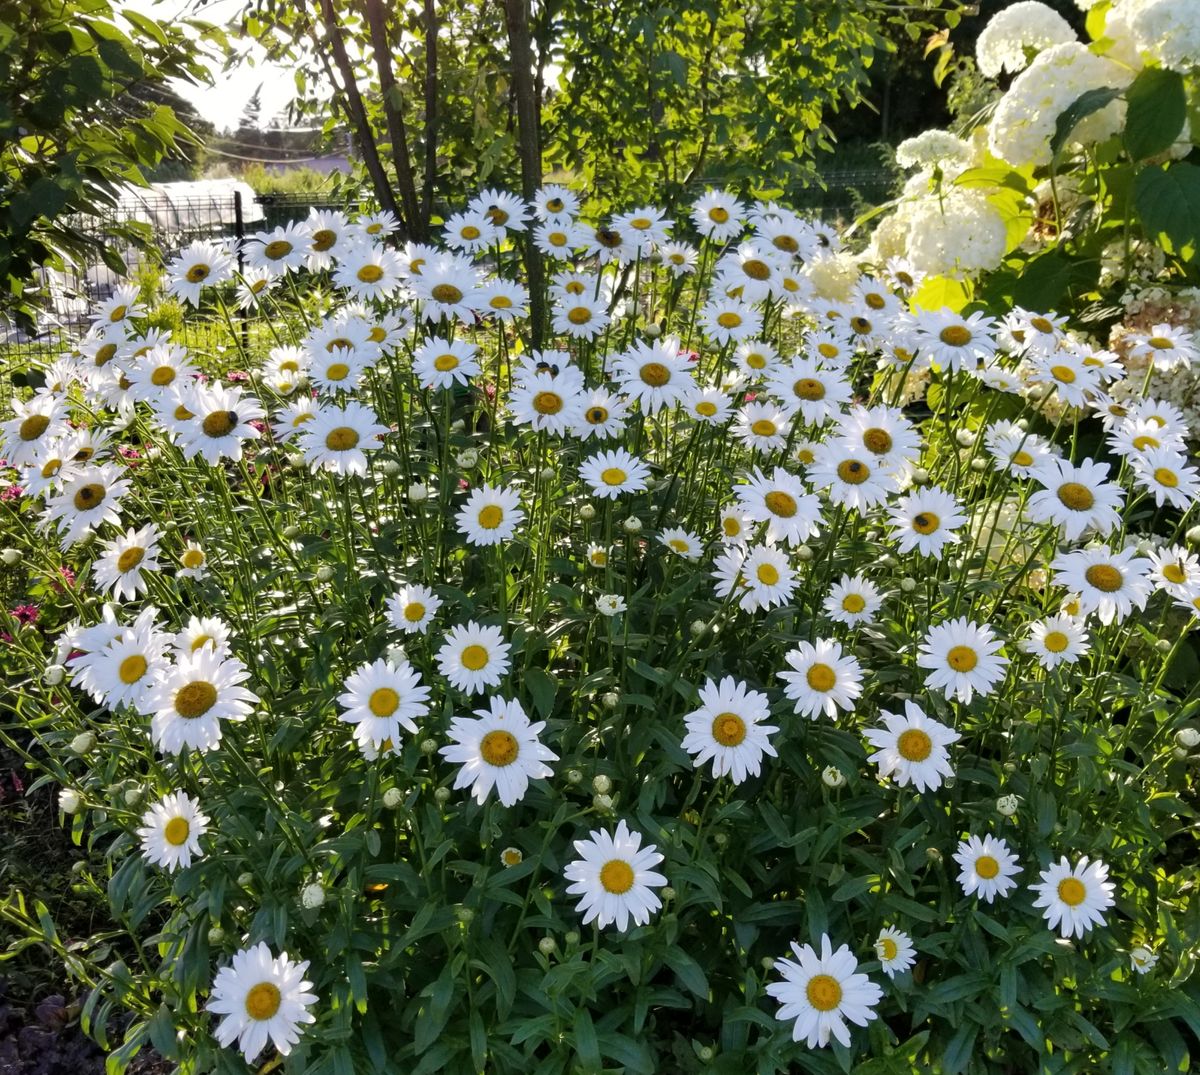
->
[282,524,301,539]
[1186,525,1200,546]
[420,738,438,755]
[566,769,583,784]
[70,731,96,755]
[955,429,976,447]
[911,467,930,485]
[698,1047,715,1062]
[44,664,65,686]
[1027,384,1049,401]
[71,859,88,876]
[146,447,163,462]
[434,787,451,804]
[690,620,708,639]
[592,774,612,794]
[796,544,814,562]
[760,957,775,971]
[1015,418,1030,431]
[316,565,335,582]
[58,788,81,814]
[713,832,728,847]
[1155,639,1173,654]
[501,847,523,867]
[238,872,254,887]
[622,516,642,534]
[123,787,142,806]
[925,847,943,863]
[593,793,613,810]
[601,692,619,709]
[207,926,225,945]
[539,467,555,482]
[661,886,676,901]
[1129,946,1158,974]
[0,548,20,565]
[1173,746,1189,760]
[382,787,404,809]
[382,459,402,476]
[644,323,662,339]
[900,577,917,592]
[456,906,475,924]
[821,766,846,788]
[579,504,597,521]
[289,456,307,471]
[970,457,987,472]
[1176,728,1200,748]
[538,937,556,955]
[385,643,407,664]
[864,530,879,542]
[300,883,326,909]
[408,482,429,502]
[996,793,1019,817]
[880,555,898,568]
[456,449,479,468]
[564,931,580,945]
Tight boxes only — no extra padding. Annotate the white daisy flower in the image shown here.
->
[681,675,779,783]
[236,267,276,310]
[93,523,162,601]
[42,463,131,549]
[1107,418,1184,460]
[439,696,558,806]
[477,279,529,322]
[953,833,1021,903]
[1027,457,1124,541]
[733,402,791,451]
[913,308,998,372]
[1131,448,1200,511]
[93,283,145,327]
[917,617,1008,704]
[888,486,966,559]
[272,396,320,444]
[412,337,481,390]
[208,942,318,1061]
[1126,323,1198,370]
[145,650,258,754]
[875,927,916,979]
[1147,545,1200,598]
[1,393,67,470]
[779,639,863,720]
[508,370,585,435]
[684,385,734,425]
[299,401,388,476]
[552,293,609,339]
[736,467,822,547]
[733,340,779,379]
[1049,546,1153,625]
[767,359,851,426]
[80,619,170,711]
[137,791,209,872]
[126,344,197,400]
[243,223,310,275]
[717,507,752,545]
[658,241,699,276]
[660,527,702,560]
[174,615,232,659]
[803,328,855,369]
[823,573,883,626]
[165,240,235,306]
[386,583,442,635]
[586,543,609,568]
[837,405,922,471]
[611,338,696,415]
[691,190,745,242]
[409,252,482,322]
[1022,616,1089,670]
[1031,856,1115,938]
[1029,349,1103,407]
[302,207,354,269]
[596,593,627,617]
[984,421,1056,477]
[533,220,588,257]
[471,188,531,233]
[533,184,580,222]
[175,381,265,466]
[699,297,762,345]
[573,389,629,440]
[332,245,405,300]
[436,622,512,694]
[337,657,431,750]
[456,484,524,546]
[863,700,960,792]
[563,820,667,932]
[766,933,883,1049]
[442,208,500,253]
[712,543,797,613]
[1129,946,1159,974]
[579,449,651,500]
[807,446,898,514]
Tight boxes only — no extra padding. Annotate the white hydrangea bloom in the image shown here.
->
[1128,0,1200,72]
[976,2,1077,78]
[988,43,1132,168]
[895,130,973,171]
[905,189,1009,279]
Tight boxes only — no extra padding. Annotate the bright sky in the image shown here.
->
[118,0,298,131]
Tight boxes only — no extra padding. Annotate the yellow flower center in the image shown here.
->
[1084,564,1123,593]
[461,225,481,241]
[793,378,825,401]
[865,292,887,311]
[119,655,147,684]
[1147,336,1173,349]
[175,681,217,719]
[806,663,836,692]
[404,602,426,622]
[696,401,718,417]
[548,231,567,246]
[490,295,513,310]
[116,547,144,573]
[182,547,204,569]
[879,937,898,960]
[1056,482,1095,511]
[773,235,799,254]
[601,467,627,486]
[912,512,940,535]
[842,594,865,613]
[325,427,360,451]
[431,283,464,304]
[711,712,747,747]
[586,406,609,425]
[369,326,387,342]
[264,240,293,260]
[546,197,565,212]
[477,504,504,529]
[369,688,399,717]
[1163,563,1187,585]
[836,459,870,485]
[668,538,689,554]
[244,982,282,1021]
[95,343,117,366]
[1050,364,1076,384]
[174,404,194,420]
[534,391,564,415]
[745,352,767,370]
[755,563,780,586]
[764,490,797,517]
[357,264,385,283]
[461,644,489,670]
[325,363,351,386]
[897,728,933,762]
[501,848,523,866]
[1133,435,1160,451]
[202,411,238,438]
[480,729,519,766]
[1030,316,1054,333]
[939,325,972,347]
[434,354,460,372]
[567,306,592,325]
[486,207,509,225]
[41,458,62,478]
[600,859,635,893]
[19,415,50,440]
[805,974,843,1012]
[1043,630,1069,653]
[630,217,652,230]
[975,855,1000,879]
[109,305,128,322]
[151,366,177,386]
[185,263,210,283]
[817,342,839,359]
[717,311,743,329]
[190,635,213,652]
[862,428,892,456]
[1057,877,1086,906]
[311,229,337,251]
[850,316,872,334]
[640,362,670,387]
[164,817,190,846]
[73,483,106,510]
[742,258,771,281]
[708,206,729,223]
[947,645,978,672]
[1012,450,1034,467]
[751,419,778,437]
[1153,467,1179,488]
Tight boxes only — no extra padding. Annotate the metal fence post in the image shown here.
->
[233,191,250,356]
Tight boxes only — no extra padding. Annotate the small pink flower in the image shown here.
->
[458,478,470,490]
[250,419,269,434]
[0,484,24,501]
[227,370,250,383]
[118,445,141,460]
[11,605,39,625]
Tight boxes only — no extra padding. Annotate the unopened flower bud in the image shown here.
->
[564,931,580,945]
[796,544,814,562]
[997,793,1019,817]
[593,793,613,810]
[58,788,81,814]
[713,832,728,847]
[382,787,404,809]
[237,872,254,887]
[822,766,846,788]
[690,620,708,639]
[420,738,438,755]
[644,323,663,339]
[456,906,475,925]
[70,731,96,755]
[1186,525,1200,546]
[207,926,225,945]
[381,459,402,476]
[911,467,929,485]
[760,956,775,971]
[538,936,556,955]
[1155,639,1173,654]
[434,787,451,804]
[955,428,976,447]
[1176,728,1200,748]
[601,692,619,710]
[44,664,66,686]
[1173,746,1189,760]
[698,1046,715,1062]
[315,565,335,582]
[925,847,943,863]
[661,886,676,901]
[456,448,479,468]
[592,774,612,794]
[539,467,555,483]
[408,482,429,502]
[900,577,917,592]
[579,504,597,521]
[301,883,326,909]
[1,548,22,565]
[622,516,642,534]
[123,787,142,806]
[567,769,583,784]
[970,457,987,472]
[282,524,301,539]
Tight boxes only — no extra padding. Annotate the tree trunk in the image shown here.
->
[422,0,439,229]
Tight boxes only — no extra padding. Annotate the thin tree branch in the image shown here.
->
[422,0,439,227]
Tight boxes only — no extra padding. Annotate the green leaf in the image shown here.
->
[1134,161,1200,260]
[911,275,972,313]
[942,1022,978,1075]
[1124,68,1186,160]
[573,1008,601,1074]
[663,946,709,998]
[524,666,557,719]
[1050,86,1123,160]
[1007,248,1100,310]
